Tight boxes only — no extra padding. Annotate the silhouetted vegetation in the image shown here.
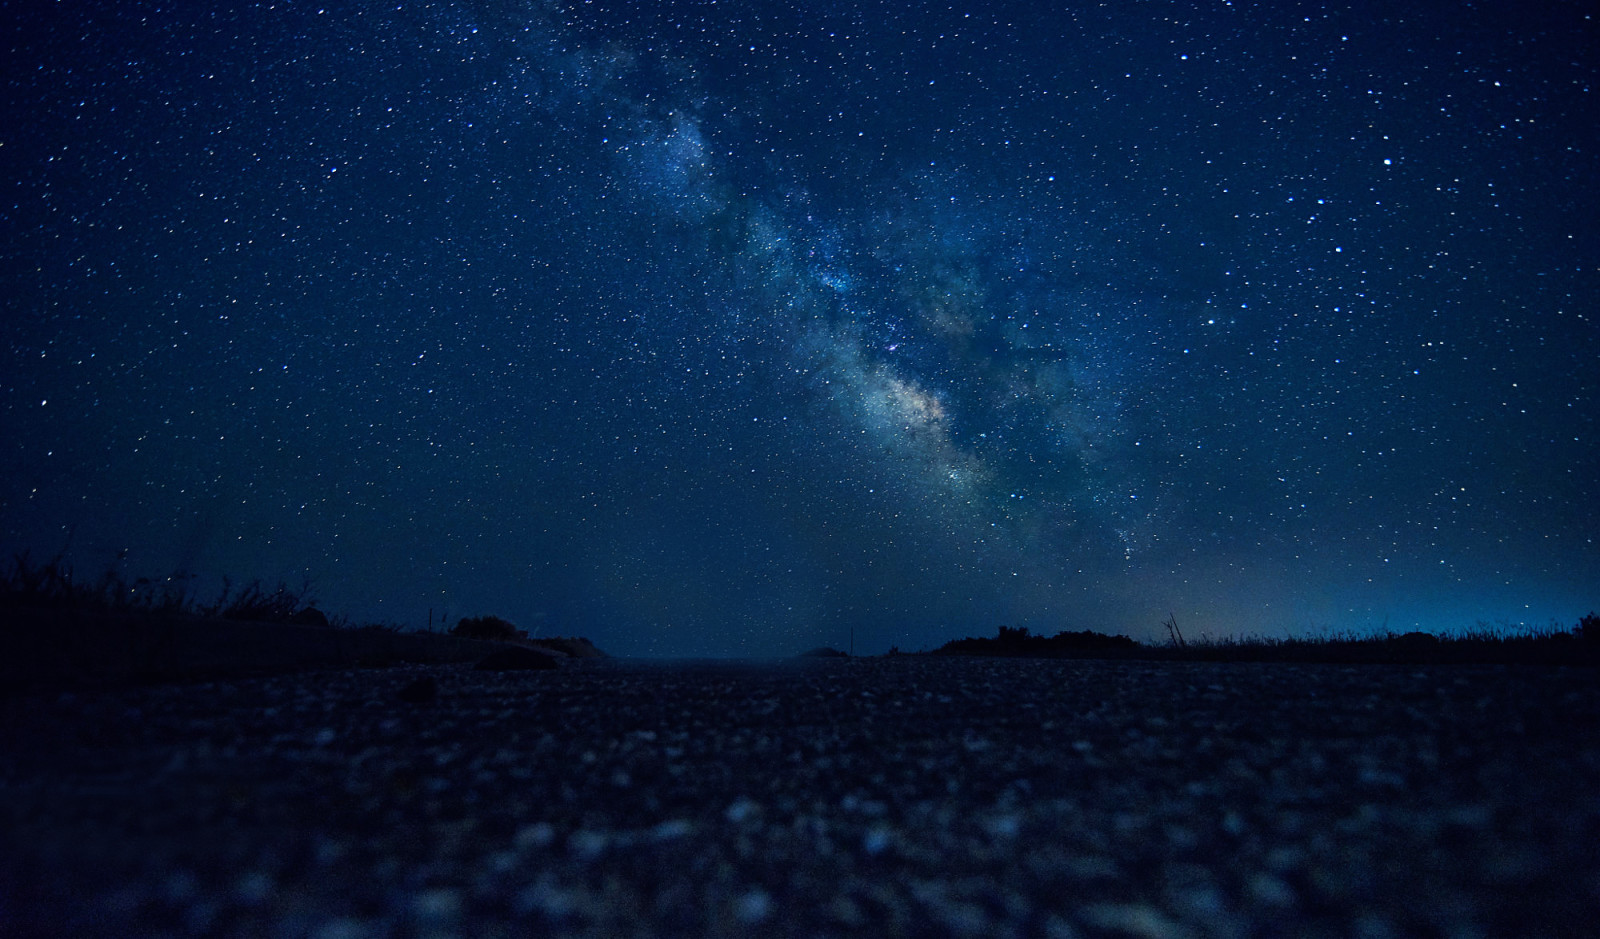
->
[931,618,1600,666]
[441,616,601,659]
[0,553,606,691]
[205,575,325,624]
[935,625,1141,658]
[0,552,329,626]
[449,614,524,642]
[1161,613,1186,649]
[1578,612,1600,644]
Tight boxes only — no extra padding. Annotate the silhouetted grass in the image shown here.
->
[933,625,1141,658]
[932,617,1600,666]
[6,552,1591,673]
[0,553,397,692]
[0,551,331,626]
[0,553,610,691]
[449,614,523,642]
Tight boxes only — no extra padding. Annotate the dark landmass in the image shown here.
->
[0,606,520,692]
[6,556,1595,688]
[0,555,604,694]
[0,605,607,691]
[931,620,1600,667]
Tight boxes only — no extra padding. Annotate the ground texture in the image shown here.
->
[2,656,1597,937]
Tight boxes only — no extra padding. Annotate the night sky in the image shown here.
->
[4,1,1596,656]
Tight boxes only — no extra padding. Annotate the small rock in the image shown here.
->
[234,871,274,907]
[1249,872,1298,908]
[413,887,462,924]
[734,888,772,924]
[651,819,694,841]
[725,797,762,823]
[862,826,893,856]
[568,829,609,859]
[474,647,559,671]
[515,822,556,849]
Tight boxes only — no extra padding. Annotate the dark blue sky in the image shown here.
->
[4,1,1596,656]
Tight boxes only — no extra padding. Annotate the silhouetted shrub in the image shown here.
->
[997,625,1031,644]
[450,615,522,641]
[1049,629,1142,651]
[1578,613,1600,644]
[201,576,317,623]
[2,552,81,611]
[1381,630,1443,663]
[2,552,195,615]
[288,607,331,627]
[935,625,1140,657]
[1,554,329,625]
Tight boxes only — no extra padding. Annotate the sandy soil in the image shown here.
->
[2,655,1597,937]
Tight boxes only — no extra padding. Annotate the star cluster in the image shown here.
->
[3,1,1595,655]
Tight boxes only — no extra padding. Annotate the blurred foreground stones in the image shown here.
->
[2,656,1597,937]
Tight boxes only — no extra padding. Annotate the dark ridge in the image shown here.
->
[929,618,1600,667]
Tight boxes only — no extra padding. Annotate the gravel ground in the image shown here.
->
[2,656,1597,938]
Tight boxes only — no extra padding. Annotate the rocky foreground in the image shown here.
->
[2,656,1597,937]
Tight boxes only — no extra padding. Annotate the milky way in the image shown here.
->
[3,2,1596,654]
